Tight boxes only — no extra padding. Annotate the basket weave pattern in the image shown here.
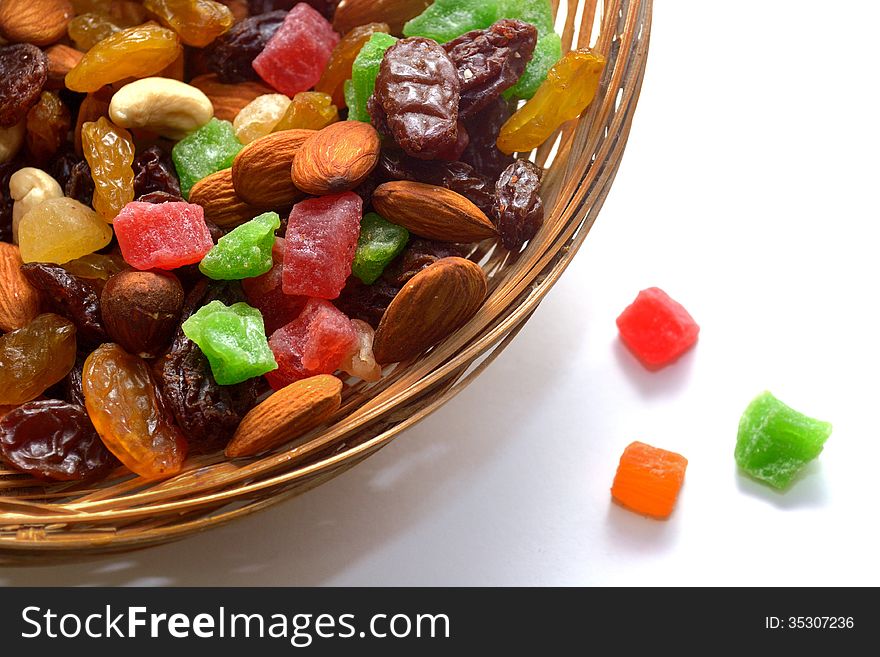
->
[0,0,653,564]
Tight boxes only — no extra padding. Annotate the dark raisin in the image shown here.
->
[153,280,262,453]
[444,19,537,119]
[461,96,515,179]
[48,149,81,190]
[133,145,182,200]
[25,91,71,165]
[369,37,461,160]
[65,161,96,207]
[0,400,116,482]
[378,150,495,216]
[0,159,21,243]
[383,238,467,287]
[19,263,108,345]
[333,276,400,328]
[493,159,545,251]
[137,190,183,204]
[0,44,49,128]
[65,352,87,408]
[203,11,287,83]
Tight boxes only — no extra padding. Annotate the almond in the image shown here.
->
[189,168,262,228]
[334,0,431,35]
[225,375,343,458]
[373,257,487,364]
[45,45,83,90]
[0,0,73,47]
[372,181,498,242]
[0,243,41,333]
[190,74,276,122]
[292,121,380,196]
[232,129,314,207]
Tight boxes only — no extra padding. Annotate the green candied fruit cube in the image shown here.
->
[181,301,277,385]
[403,0,500,43]
[172,118,243,199]
[498,0,555,33]
[199,212,281,281]
[735,391,832,489]
[506,32,563,100]
[348,32,398,122]
[352,213,409,285]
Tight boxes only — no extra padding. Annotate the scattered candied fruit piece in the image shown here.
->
[172,117,242,198]
[344,32,397,123]
[283,192,362,300]
[199,211,281,280]
[81,117,135,221]
[616,287,699,370]
[115,201,214,270]
[272,92,338,132]
[18,198,113,264]
[83,343,188,479]
[252,3,340,96]
[611,441,688,520]
[266,298,358,390]
[182,300,277,385]
[144,0,234,48]
[316,22,390,108]
[736,392,832,490]
[496,48,605,154]
[65,24,183,93]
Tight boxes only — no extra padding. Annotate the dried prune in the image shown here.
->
[153,280,262,452]
[383,238,466,286]
[369,37,460,160]
[444,20,537,119]
[133,145,182,200]
[333,276,400,329]
[493,159,545,251]
[0,45,49,128]
[461,97,515,179]
[203,10,286,83]
[0,400,116,482]
[20,264,108,346]
[25,92,72,165]
[378,151,494,216]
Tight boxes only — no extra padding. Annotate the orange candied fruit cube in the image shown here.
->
[611,441,688,519]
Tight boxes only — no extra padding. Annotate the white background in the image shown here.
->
[3,0,879,586]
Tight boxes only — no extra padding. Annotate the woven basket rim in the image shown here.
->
[0,0,654,564]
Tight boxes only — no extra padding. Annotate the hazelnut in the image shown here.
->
[101,271,184,359]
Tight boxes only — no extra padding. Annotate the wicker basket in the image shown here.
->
[0,0,652,564]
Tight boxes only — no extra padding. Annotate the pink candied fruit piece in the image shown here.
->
[282,192,362,299]
[242,238,307,334]
[252,3,340,96]
[616,287,700,370]
[265,298,358,390]
[115,201,213,271]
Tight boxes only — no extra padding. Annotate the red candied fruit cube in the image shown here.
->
[283,192,362,300]
[616,287,699,370]
[115,201,214,271]
[252,3,340,96]
[265,298,358,390]
[242,238,307,334]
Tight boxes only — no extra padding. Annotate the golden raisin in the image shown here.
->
[25,92,71,165]
[65,24,183,93]
[67,13,121,51]
[273,92,338,132]
[144,0,235,47]
[81,116,135,221]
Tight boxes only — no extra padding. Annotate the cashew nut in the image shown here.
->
[10,167,64,244]
[109,77,214,140]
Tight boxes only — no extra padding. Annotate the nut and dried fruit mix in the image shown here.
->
[0,0,606,481]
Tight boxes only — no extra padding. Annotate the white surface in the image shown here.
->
[2,1,879,586]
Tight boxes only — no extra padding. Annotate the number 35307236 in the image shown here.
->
[765,617,855,629]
